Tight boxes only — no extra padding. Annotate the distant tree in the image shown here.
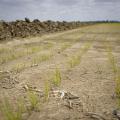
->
[25,17,30,23]
[33,19,40,23]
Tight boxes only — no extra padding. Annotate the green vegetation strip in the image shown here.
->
[68,41,93,68]
[0,42,53,65]
[105,41,120,106]
[11,53,53,73]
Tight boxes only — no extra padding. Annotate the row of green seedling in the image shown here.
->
[0,90,42,120]
[68,42,92,68]
[105,42,120,107]
[0,43,53,65]
[11,53,53,73]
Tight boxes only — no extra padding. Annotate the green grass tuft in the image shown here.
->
[27,91,39,110]
[0,98,25,120]
[44,80,50,101]
[53,67,62,87]
[68,42,92,68]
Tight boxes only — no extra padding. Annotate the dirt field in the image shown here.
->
[0,24,120,120]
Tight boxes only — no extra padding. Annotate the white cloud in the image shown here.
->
[0,0,120,21]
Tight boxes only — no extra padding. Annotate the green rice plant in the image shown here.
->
[0,43,53,65]
[68,55,80,68]
[32,53,52,65]
[44,80,50,101]
[116,75,120,95]
[106,45,117,74]
[29,46,42,54]
[27,91,39,110]
[53,67,61,87]
[68,42,92,68]
[12,63,26,73]
[105,42,120,107]
[45,42,53,49]
[0,47,11,54]
[10,53,52,73]
[115,74,120,107]
[25,42,53,54]
[81,42,91,52]
[115,68,120,92]
[0,98,25,120]
[0,50,26,65]
[60,43,71,52]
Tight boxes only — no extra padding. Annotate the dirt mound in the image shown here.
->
[0,19,94,41]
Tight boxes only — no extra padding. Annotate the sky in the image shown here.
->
[0,0,120,21]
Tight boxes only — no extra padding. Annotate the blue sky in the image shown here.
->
[0,0,120,21]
